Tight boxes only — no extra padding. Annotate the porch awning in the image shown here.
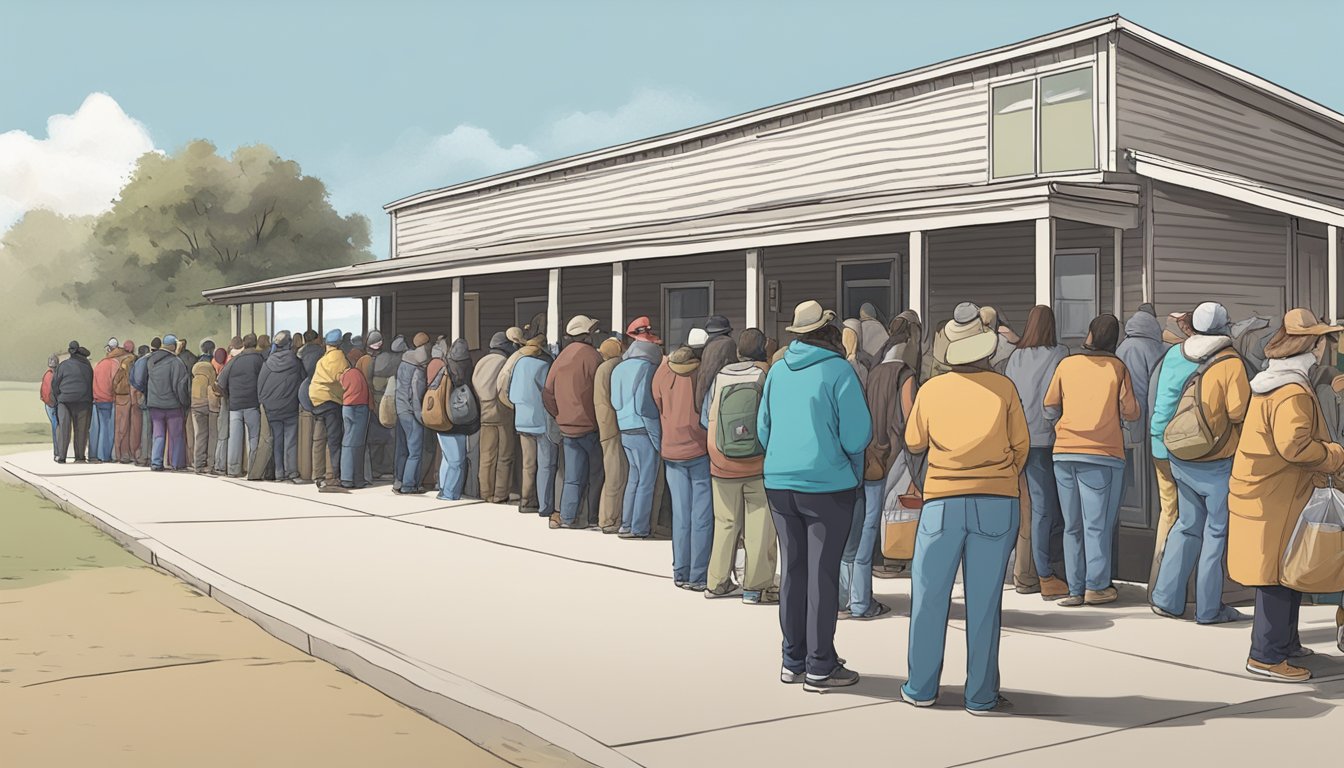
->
[203,178,1140,305]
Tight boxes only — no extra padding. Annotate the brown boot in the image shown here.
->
[548,513,562,529]
[1039,575,1069,601]
[1085,586,1119,605]
[1245,658,1311,682]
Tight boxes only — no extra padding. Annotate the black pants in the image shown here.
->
[56,402,92,461]
[767,487,856,678]
[313,403,344,482]
[1251,585,1302,665]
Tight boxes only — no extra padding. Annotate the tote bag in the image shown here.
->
[1282,484,1344,593]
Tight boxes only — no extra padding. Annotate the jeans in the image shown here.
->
[1053,457,1124,595]
[150,407,186,470]
[620,430,659,536]
[536,434,560,516]
[561,431,603,525]
[45,404,58,459]
[341,405,369,487]
[1024,447,1065,578]
[839,480,885,616]
[314,403,343,484]
[214,403,231,473]
[903,495,1019,711]
[91,402,115,461]
[768,488,855,678]
[667,456,713,585]
[436,432,469,500]
[1250,585,1303,665]
[56,402,91,461]
[1151,457,1235,624]
[397,412,425,491]
[227,407,261,476]
[270,415,299,480]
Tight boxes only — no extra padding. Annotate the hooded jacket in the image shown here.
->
[509,346,553,436]
[256,348,304,419]
[694,334,737,414]
[52,349,95,405]
[1115,310,1168,429]
[310,346,348,409]
[1004,344,1069,447]
[217,349,265,410]
[543,339,601,437]
[92,348,129,403]
[612,341,663,446]
[396,345,431,422]
[144,348,190,410]
[652,356,707,462]
[472,348,510,426]
[858,312,889,363]
[863,348,916,480]
[297,342,324,412]
[594,353,623,442]
[370,338,403,407]
[190,358,218,412]
[701,359,770,478]
[758,340,872,493]
[1149,334,1250,462]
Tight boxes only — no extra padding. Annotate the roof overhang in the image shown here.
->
[205,179,1139,305]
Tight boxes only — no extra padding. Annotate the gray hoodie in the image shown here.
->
[1116,310,1168,430]
[396,344,431,421]
[1004,345,1069,447]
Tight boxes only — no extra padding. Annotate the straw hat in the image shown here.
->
[943,314,998,366]
[1282,307,1343,337]
[785,300,836,334]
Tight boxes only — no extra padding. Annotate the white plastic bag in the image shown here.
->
[1282,485,1344,593]
[880,449,921,560]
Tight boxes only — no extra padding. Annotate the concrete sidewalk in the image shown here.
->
[4,448,1343,767]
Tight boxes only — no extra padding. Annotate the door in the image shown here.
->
[1296,233,1327,318]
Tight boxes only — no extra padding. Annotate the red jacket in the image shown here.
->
[652,360,709,462]
[543,342,601,437]
[92,349,129,403]
[340,367,370,407]
[41,370,55,407]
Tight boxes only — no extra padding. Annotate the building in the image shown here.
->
[203,15,1344,580]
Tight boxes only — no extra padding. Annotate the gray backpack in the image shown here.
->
[448,380,478,427]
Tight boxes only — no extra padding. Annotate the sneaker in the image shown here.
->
[967,696,1015,716]
[319,484,349,494]
[704,582,742,599]
[548,514,562,529]
[1039,575,1070,601]
[674,580,688,589]
[743,589,780,605]
[901,688,935,708]
[1245,658,1311,682]
[852,602,892,621]
[618,530,648,540]
[1151,604,1184,620]
[683,583,707,592]
[558,520,586,530]
[1059,595,1084,607]
[1199,607,1250,625]
[1014,582,1041,595]
[780,667,805,685]
[802,665,860,693]
[601,525,621,534]
[1085,586,1119,605]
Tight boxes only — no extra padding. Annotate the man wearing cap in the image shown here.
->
[145,335,191,471]
[52,341,95,463]
[90,338,127,463]
[593,334,627,533]
[310,329,350,492]
[1149,301,1252,625]
[473,331,520,503]
[694,315,735,416]
[218,334,266,478]
[394,332,433,494]
[189,342,220,473]
[505,334,558,514]
[130,339,157,466]
[258,331,304,483]
[365,331,396,479]
[543,315,605,528]
[612,318,664,538]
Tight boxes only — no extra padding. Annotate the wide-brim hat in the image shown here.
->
[943,316,997,366]
[1282,308,1343,337]
[704,315,732,336]
[785,300,836,334]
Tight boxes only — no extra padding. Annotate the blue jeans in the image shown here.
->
[91,402,115,461]
[561,431,603,525]
[45,403,58,458]
[1053,456,1124,595]
[1024,447,1065,578]
[666,455,713,585]
[269,415,298,480]
[436,432,468,500]
[341,405,369,487]
[398,412,425,491]
[839,480,884,616]
[620,430,659,536]
[904,495,1019,711]
[1151,457,1236,623]
[227,407,261,476]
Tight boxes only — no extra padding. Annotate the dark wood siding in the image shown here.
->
[392,279,453,341]
[465,270,550,350]
[624,251,746,348]
[762,235,906,343]
[926,223,1035,332]
[561,264,614,334]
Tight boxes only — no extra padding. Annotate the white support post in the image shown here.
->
[745,249,761,328]
[229,305,240,339]
[1330,225,1339,322]
[547,269,561,345]
[908,231,925,319]
[1035,218,1054,307]
[611,262,625,334]
[451,278,463,341]
[1113,228,1124,317]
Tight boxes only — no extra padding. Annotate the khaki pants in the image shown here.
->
[598,435,627,529]
[478,421,517,503]
[519,434,540,512]
[1014,471,1039,589]
[311,414,328,482]
[298,410,313,481]
[190,409,216,470]
[1148,458,1181,595]
[247,406,274,481]
[708,476,777,592]
[184,408,196,468]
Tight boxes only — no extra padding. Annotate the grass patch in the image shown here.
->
[0,422,50,445]
[0,480,140,589]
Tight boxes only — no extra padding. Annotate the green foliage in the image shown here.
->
[0,141,373,379]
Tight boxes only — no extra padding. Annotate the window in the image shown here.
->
[838,260,895,322]
[991,66,1095,179]
[1053,250,1099,340]
[662,282,713,348]
[515,296,547,339]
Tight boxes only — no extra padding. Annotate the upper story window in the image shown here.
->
[991,66,1095,179]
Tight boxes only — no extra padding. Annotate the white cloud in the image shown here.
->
[540,88,716,157]
[0,92,156,230]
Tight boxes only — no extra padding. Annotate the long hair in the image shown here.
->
[1017,305,1057,349]
[1083,314,1121,353]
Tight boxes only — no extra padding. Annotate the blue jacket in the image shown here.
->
[130,354,150,394]
[759,340,872,493]
[611,341,662,449]
[510,354,552,436]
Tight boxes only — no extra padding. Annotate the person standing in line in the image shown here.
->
[383,335,409,488]
[593,335,628,533]
[701,328,778,604]
[211,344,235,476]
[474,332,519,503]
[612,319,663,539]
[364,331,395,479]
[694,315,735,414]
[1004,305,1070,600]
[857,303,889,362]
[1228,310,1344,682]
[759,301,871,692]
[394,332,432,495]
[90,338,126,464]
[1149,301,1252,625]
[543,316,605,529]
[257,331,303,484]
[340,342,372,490]
[902,311,1028,714]
[310,329,349,493]
[1145,311,1195,588]
[189,346,219,474]
[448,339,480,497]
[654,346,713,589]
[1042,314,1140,607]
[130,340,157,467]
[980,306,1020,374]
[297,330,323,482]
[145,335,191,471]
[218,334,265,479]
[41,354,59,461]
[840,320,870,388]
[504,334,558,516]
[52,341,94,464]
[431,339,479,500]
[111,340,138,463]
[1116,304,1168,438]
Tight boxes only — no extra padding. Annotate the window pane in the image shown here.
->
[665,286,711,348]
[1053,252,1097,338]
[1040,68,1094,173]
[840,261,890,282]
[992,81,1034,178]
[516,298,547,337]
[843,284,891,322]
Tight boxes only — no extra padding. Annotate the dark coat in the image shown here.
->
[217,350,264,410]
[297,344,323,412]
[695,334,737,413]
[52,351,94,405]
[256,349,303,420]
[145,349,190,410]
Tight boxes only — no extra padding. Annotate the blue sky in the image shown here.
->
[3,0,1342,259]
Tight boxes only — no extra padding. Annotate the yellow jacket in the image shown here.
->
[1043,353,1140,461]
[309,346,348,408]
[906,369,1029,501]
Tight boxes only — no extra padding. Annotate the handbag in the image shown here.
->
[1282,482,1344,593]
[880,447,927,560]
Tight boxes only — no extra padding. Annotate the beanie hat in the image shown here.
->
[324,328,343,345]
[599,337,623,360]
[687,328,709,349]
[952,302,981,326]
[200,339,215,356]
[667,346,701,375]
[162,334,178,348]
[122,340,135,353]
[489,331,511,351]
[213,348,227,365]
[273,330,292,349]
[106,337,119,350]
[412,332,430,347]
[1191,302,1230,335]
[350,335,364,349]
[366,330,384,350]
